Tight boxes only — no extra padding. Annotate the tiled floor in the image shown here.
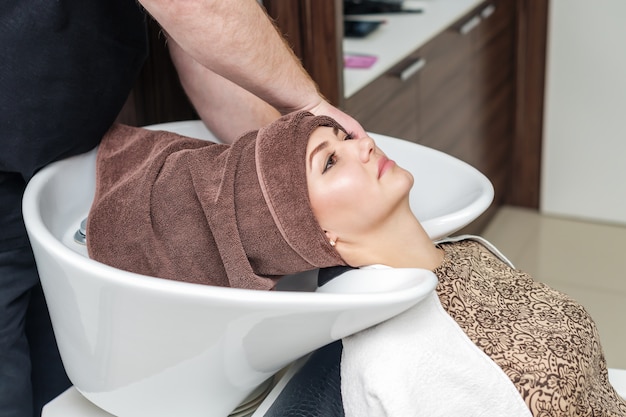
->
[482,206,626,369]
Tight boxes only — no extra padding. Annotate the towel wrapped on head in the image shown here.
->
[87,111,347,290]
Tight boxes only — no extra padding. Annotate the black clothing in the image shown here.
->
[0,0,148,250]
[0,1,148,415]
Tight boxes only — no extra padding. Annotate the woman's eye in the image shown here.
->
[344,132,355,140]
[323,152,337,173]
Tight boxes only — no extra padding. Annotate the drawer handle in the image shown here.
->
[399,58,426,81]
[459,15,481,35]
[481,4,496,19]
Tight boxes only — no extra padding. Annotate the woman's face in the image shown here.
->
[306,126,414,240]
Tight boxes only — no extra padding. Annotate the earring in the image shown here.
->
[329,239,336,247]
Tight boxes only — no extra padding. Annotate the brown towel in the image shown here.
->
[87,112,346,290]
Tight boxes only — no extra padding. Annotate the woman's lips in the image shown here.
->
[378,156,395,178]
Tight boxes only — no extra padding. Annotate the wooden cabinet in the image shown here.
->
[420,1,516,231]
[341,0,515,232]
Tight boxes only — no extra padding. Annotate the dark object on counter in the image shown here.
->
[343,0,423,16]
[344,0,421,15]
[344,0,402,14]
[344,19,386,38]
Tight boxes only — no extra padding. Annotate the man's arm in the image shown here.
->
[168,38,280,144]
[139,0,366,137]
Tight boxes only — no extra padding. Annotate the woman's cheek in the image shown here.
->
[309,182,358,230]
[308,186,334,228]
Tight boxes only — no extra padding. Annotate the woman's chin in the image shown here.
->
[396,167,414,195]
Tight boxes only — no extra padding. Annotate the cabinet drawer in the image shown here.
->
[418,15,473,107]
[345,52,423,141]
[362,80,420,141]
[473,0,515,50]
[417,21,473,138]
[417,0,515,140]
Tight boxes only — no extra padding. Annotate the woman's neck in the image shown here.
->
[342,206,444,271]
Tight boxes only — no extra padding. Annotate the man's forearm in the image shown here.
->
[168,39,280,143]
[139,0,323,114]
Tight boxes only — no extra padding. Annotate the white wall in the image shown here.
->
[541,0,626,225]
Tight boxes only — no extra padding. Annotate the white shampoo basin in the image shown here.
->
[23,121,493,417]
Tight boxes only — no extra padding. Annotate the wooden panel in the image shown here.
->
[301,0,344,106]
[263,0,305,58]
[508,0,549,208]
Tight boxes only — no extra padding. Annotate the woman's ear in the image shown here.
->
[324,230,339,247]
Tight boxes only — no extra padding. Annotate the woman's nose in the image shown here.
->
[357,136,375,163]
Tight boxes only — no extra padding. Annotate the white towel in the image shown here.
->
[341,289,531,417]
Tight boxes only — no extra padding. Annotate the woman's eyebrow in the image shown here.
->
[307,127,341,170]
[308,140,329,170]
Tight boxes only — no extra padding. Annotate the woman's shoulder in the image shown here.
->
[436,235,515,268]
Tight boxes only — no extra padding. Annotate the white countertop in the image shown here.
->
[343,0,484,98]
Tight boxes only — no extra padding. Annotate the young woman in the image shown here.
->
[88,111,626,416]
[305,123,626,416]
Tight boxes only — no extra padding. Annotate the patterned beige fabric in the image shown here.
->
[434,240,626,416]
